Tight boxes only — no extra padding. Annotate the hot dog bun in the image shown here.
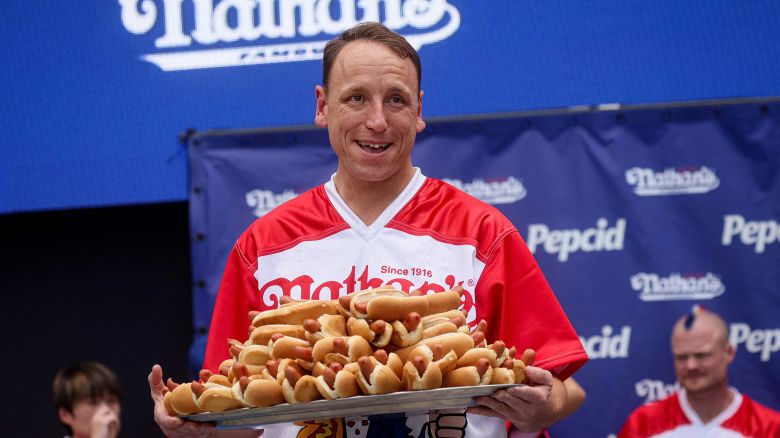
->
[350,287,407,319]
[490,367,515,384]
[168,382,200,415]
[423,288,463,315]
[312,336,373,364]
[443,358,493,387]
[402,355,442,391]
[304,314,347,344]
[233,376,285,408]
[356,356,402,395]
[252,300,339,326]
[390,312,423,347]
[281,369,321,404]
[394,332,474,362]
[192,382,243,413]
[456,347,499,368]
[314,367,359,400]
[269,335,311,360]
[249,324,306,345]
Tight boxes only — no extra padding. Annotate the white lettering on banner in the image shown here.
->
[630,272,725,301]
[246,189,299,217]
[443,177,527,205]
[625,166,720,196]
[578,325,631,359]
[118,0,461,71]
[635,379,680,404]
[721,214,780,254]
[729,323,780,362]
[526,218,626,262]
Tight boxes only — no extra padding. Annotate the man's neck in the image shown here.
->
[333,167,415,226]
[685,384,733,424]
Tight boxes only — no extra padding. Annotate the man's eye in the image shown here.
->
[389,96,403,104]
[350,95,363,102]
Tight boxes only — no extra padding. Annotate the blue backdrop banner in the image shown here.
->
[3,1,780,213]
[188,101,780,437]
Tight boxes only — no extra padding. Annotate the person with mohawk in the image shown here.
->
[619,305,780,438]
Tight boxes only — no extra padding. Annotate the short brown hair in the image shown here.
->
[322,22,421,93]
[53,362,122,434]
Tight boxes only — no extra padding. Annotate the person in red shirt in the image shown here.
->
[619,305,780,438]
[148,21,587,438]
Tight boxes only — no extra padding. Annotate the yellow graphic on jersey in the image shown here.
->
[294,418,343,437]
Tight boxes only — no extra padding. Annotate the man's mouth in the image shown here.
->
[357,141,391,153]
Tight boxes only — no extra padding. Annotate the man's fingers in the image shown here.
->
[502,385,548,405]
[524,366,553,386]
[472,395,515,419]
[155,403,185,429]
[149,364,165,402]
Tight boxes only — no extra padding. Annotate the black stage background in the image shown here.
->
[0,202,192,437]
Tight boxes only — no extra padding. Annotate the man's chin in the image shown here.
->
[682,379,708,394]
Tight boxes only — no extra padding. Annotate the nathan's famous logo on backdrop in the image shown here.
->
[730,323,780,362]
[526,218,626,262]
[118,0,461,71]
[246,188,299,217]
[578,325,631,359]
[630,272,725,301]
[443,177,527,205]
[722,214,779,254]
[635,379,679,404]
[625,166,719,196]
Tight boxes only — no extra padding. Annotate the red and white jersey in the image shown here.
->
[619,388,780,438]
[203,169,587,437]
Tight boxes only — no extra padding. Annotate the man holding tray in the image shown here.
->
[149,21,588,438]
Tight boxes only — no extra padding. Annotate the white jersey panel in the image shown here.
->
[255,226,486,324]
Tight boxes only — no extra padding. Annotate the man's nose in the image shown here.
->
[365,102,388,132]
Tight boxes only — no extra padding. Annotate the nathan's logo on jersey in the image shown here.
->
[630,272,725,301]
[443,177,527,205]
[118,0,461,71]
[526,218,626,262]
[635,379,679,404]
[246,189,299,217]
[625,166,719,196]
[258,265,476,322]
[579,325,631,359]
[730,323,780,362]
[722,214,779,254]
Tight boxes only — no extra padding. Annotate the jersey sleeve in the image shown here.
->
[202,241,260,372]
[617,409,648,438]
[474,229,587,380]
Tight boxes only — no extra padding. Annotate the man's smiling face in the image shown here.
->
[315,40,425,188]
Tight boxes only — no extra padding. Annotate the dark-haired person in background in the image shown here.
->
[53,361,122,438]
[619,306,780,438]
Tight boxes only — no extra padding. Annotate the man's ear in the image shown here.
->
[315,85,328,127]
[58,407,74,427]
[416,89,426,132]
[726,342,736,364]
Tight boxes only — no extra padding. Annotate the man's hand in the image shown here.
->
[90,402,120,438]
[468,366,566,432]
[148,364,216,437]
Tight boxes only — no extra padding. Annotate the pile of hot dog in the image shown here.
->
[163,286,533,416]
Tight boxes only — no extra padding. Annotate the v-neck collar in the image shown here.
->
[324,168,426,241]
[678,387,742,427]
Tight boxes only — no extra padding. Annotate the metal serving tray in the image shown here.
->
[183,384,521,429]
